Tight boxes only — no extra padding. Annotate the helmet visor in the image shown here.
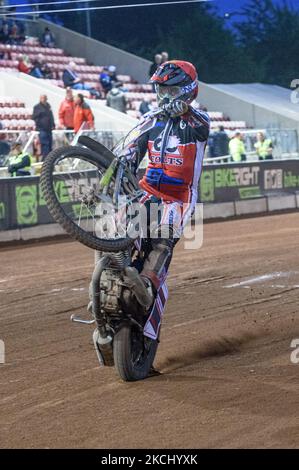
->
[156,84,182,102]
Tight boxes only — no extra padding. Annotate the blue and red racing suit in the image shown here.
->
[129,106,210,290]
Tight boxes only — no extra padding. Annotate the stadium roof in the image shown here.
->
[205,83,299,122]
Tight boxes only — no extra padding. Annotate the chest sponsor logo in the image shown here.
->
[149,154,183,166]
[153,135,181,155]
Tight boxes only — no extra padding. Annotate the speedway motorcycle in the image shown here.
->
[40,109,169,381]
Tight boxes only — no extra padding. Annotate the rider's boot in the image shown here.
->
[124,239,173,310]
[140,240,172,291]
[123,266,153,310]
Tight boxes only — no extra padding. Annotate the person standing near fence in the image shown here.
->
[254,132,273,160]
[58,88,75,132]
[32,95,55,160]
[213,125,229,159]
[106,82,127,114]
[7,142,32,177]
[73,94,94,133]
[229,131,246,162]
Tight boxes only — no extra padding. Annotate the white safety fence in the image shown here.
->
[204,151,299,164]
[206,128,298,161]
[0,128,127,178]
[0,127,299,177]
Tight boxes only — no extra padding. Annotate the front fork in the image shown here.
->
[71,252,114,366]
[91,252,115,366]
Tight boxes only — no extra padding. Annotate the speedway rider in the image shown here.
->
[123,60,210,310]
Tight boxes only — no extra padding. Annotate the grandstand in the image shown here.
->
[0,17,297,161]
[0,22,248,126]
[0,41,154,113]
[0,96,34,130]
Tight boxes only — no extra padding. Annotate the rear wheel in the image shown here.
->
[113,324,158,381]
[40,145,136,252]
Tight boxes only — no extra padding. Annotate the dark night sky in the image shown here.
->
[213,0,299,15]
[5,0,299,29]
[5,0,299,17]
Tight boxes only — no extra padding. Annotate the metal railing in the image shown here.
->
[0,129,127,178]
[205,128,299,163]
[0,127,298,177]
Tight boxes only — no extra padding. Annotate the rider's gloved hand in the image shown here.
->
[162,100,189,117]
[121,143,138,161]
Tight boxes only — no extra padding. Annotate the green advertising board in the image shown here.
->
[0,160,298,232]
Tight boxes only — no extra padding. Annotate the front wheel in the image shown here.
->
[40,145,135,252]
[113,324,158,381]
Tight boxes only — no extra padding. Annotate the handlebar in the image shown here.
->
[145,106,168,119]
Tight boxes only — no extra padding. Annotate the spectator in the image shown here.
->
[41,27,55,48]
[254,132,273,160]
[229,131,246,162]
[73,93,94,133]
[106,83,127,114]
[9,22,24,45]
[207,134,215,159]
[99,65,118,95]
[0,121,4,140]
[62,61,83,88]
[0,48,12,60]
[149,54,162,78]
[32,95,55,160]
[139,96,153,115]
[0,23,10,44]
[0,122,10,166]
[107,65,117,82]
[212,125,229,158]
[18,54,31,74]
[99,66,111,94]
[63,62,101,99]
[7,142,32,177]
[30,59,44,79]
[16,21,26,41]
[41,61,53,79]
[58,88,75,131]
[30,54,52,79]
[161,51,169,63]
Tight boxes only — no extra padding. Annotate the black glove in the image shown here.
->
[8,165,16,174]
[162,100,189,117]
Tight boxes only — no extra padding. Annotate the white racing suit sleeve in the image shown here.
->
[185,107,210,142]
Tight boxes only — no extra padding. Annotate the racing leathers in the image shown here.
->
[126,104,210,301]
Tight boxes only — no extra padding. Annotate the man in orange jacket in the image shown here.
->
[58,88,75,131]
[73,94,95,133]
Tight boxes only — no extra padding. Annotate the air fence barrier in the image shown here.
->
[0,158,299,242]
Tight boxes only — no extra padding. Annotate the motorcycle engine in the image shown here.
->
[99,269,122,314]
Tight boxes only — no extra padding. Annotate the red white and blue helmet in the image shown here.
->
[150,60,199,104]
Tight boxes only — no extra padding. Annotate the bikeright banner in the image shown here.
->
[0,159,299,231]
[199,159,299,203]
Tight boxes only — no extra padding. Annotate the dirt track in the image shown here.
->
[1,213,299,449]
